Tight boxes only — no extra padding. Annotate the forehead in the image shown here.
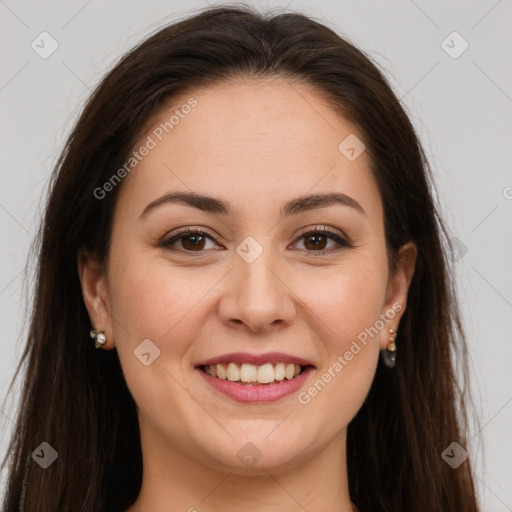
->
[116,78,382,223]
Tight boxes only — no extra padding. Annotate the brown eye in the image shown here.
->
[293,227,352,255]
[161,229,219,253]
[180,233,207,251]
[303,232,330,251]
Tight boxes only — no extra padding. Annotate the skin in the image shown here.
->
[79,78,416,512]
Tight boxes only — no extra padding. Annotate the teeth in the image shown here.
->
[217,364,227,380]
[257,363,274,384]
[240,363,258,383]
[285,363,295,380]
[226,362,240,381]
[204,362,304,384]
[274,362,285,381]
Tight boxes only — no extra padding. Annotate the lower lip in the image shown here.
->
[197,367,314,403]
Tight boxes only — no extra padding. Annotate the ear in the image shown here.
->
[77,250,114,349]
[379,241,417,350]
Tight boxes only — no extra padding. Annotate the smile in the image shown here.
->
[201,362,306,385]
[195,352,315,402]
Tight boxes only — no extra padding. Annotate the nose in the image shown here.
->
[218,251,296,334]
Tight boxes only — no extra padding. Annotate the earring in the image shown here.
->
[381,328,397,368]
[90,328,107,349]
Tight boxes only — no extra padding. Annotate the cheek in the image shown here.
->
[294,271,385,427]
[296,261,388,350]
[109,253,208,351]
[291,257,387,412]
[106,252,213,426]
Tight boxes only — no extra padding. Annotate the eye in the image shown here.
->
[160,228,220,253]
[291,225,353,255]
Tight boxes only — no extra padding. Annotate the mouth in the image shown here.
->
[199,362,313,385]
[194,352,315,402]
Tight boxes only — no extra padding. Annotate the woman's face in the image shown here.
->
[80,78,415,473]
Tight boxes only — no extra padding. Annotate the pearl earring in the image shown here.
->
[90,328,107,349]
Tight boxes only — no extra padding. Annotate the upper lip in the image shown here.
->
[195,351,314,367]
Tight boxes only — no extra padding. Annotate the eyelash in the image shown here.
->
[159,225,353,256]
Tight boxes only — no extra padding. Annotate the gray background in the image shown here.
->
[1,0,511,509]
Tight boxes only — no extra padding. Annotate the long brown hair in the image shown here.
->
[1,4,481,511]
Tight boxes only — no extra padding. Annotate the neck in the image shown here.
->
[126,420,354,512]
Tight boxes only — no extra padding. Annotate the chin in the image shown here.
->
[193,426,314,473]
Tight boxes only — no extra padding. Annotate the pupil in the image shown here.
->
[306,234,326,250]
[183,234,205,250]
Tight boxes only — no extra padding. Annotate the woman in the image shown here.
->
[1,4,481,511]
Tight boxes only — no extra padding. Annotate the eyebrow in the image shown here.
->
[139,190,365,220]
